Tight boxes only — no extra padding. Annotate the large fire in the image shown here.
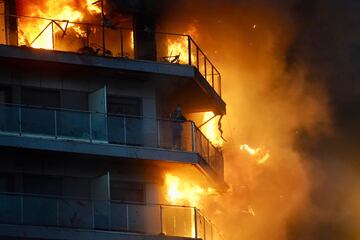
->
[164,173,216,208]
[17,0,102,49]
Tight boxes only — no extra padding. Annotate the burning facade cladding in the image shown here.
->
[0,1,226,240]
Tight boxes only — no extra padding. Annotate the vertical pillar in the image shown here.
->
[5,0,17,45]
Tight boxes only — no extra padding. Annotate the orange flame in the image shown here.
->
[201,112,223,147]
[240,144,270,165]
[17,0,101,49]
[165,173,216,208]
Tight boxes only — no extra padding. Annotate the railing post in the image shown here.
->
[160,205,163,234]
[51,21,55,50]
[126,204,129,231]
[120,30,124,57]
[18,105,22,136]
[196,48,199,69]
[105,113,109,143]
[204,58,207,81]
[123,117,127,144]
[56,199,60,226]
[157,120,161,148]
[108,201,111,230]
[191,122,196,152]
[219,74,222,97]
[194,208,198,239]
[54,110,57,139]
[89,112,93,143]
[20,195,24,224]
[187,35,192,65]
[212,66,215,87]
[91,200,95,229]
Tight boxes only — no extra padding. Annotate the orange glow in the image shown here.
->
[86,0,102,14]
[167,36,191,64]
[17,0,101,49]
[167,26,197,64]
[165,173,216,208]
[240,144,270,165]
[201,112,223,147]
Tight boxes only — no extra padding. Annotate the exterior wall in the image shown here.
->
[0,149,168,228]
[0,64,157,119]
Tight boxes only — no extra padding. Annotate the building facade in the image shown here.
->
[0,1,226,240]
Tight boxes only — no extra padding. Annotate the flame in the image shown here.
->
[239,144,260,155]
[165,173,216,208]
[240,144,270,165]
[201,112,223,147]
[17,0,102,50]
[86,0,102,14]
[167,36,191,64]
[167,25,197,64]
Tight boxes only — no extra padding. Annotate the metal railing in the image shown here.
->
[0,192,223,240]
[0,13,221,96]
[0,103,223,177]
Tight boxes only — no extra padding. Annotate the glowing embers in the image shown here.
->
[240,144,270,165]
[164,173,216,208]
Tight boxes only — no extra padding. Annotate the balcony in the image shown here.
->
[0,14,222,98]
[0,192,223,240]
[0,103,224,179]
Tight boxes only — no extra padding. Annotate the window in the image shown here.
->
[21,87,60,108]
[0,85,11,103]
[23,174,61,196]
[0,173,14,192]
[107,96,142,116]
[110,181,144,203]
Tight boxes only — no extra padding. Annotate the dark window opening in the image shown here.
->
[23,174,61,196]
[21,87,60,108]
[0,173,15,192]
[0,85,12,104]
[107,96,142,116]
[110,181,144,203]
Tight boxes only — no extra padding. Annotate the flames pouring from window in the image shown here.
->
[164,173,217,208]
[17,0,102,49]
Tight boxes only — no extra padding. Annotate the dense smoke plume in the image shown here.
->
[158,0,359,239]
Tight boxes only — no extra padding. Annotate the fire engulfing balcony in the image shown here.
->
[0,192,223,240]
[0,104,224,180]
[0,14,222,97]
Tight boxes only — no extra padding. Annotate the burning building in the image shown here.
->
[0,0,226,240]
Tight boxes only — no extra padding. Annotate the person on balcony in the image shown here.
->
[170,105,187,150]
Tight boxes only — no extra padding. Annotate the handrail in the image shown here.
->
[0,191,224,240]
[0,103,224,177]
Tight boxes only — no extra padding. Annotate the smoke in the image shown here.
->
[155,0,360,239]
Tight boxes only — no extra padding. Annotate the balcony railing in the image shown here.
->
[0,103,224,178]
[0,13,221,96]
[0,192,223,240]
